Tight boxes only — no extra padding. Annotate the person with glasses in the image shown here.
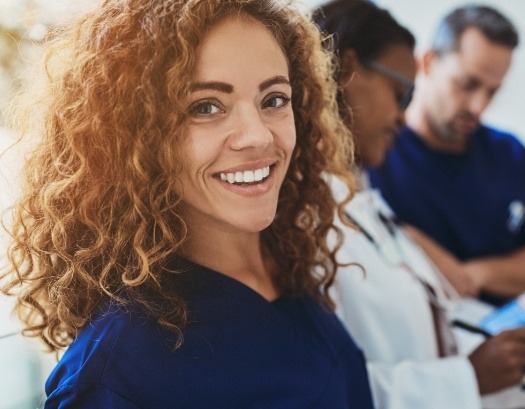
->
[315,1,415,169]
[314,1,525,408]
[368,5,525,307]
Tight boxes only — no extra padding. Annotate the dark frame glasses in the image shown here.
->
[364,60,414,110]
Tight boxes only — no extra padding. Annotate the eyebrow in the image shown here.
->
[259,76,291,92]
[189,81,233,93]
[459,74,500,92]
[189,75,290,94]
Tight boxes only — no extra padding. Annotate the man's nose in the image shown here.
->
[468,89,493,117]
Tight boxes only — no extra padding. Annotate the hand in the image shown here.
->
[468,326,525,394]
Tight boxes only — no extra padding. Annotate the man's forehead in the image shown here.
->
[440,28,513,83]
[457,28,509,56]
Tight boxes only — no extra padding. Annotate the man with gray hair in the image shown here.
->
[369,5,525,306]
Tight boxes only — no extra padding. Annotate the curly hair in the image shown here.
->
[2,0,355,351]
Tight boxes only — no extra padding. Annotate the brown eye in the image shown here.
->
[198,104,216,115]
[190,101,222,116]
[262,94,290,109]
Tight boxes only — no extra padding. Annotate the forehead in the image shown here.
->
[376,43,416,81]
[443,28,512,83]
[193,16,289,83]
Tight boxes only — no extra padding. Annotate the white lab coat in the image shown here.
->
[331,175,481,409]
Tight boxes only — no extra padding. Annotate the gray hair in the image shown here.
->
[432,5,519,56]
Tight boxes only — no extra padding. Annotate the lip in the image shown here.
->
[214,159,276,175]
[455,115,479,130]
[214,164,277,197]
[455,121,478,135]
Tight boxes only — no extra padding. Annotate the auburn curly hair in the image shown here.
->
[2,0,355,351]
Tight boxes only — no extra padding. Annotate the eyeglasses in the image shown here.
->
[364,60,414,110]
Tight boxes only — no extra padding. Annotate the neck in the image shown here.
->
[179,221,279,301]
[405,100,469,154]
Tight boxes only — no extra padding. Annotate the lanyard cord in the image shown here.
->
[344,210,458,356]
[345,210,432,285]
[345,210,398,244]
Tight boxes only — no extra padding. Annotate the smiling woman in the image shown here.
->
[0,0,374,407]
[177,17,296,250]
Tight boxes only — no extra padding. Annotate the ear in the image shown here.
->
[420,50,438,76]
[338,48,361,85]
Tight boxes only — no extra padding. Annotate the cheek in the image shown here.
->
[450,88,467,110]
[278,117,297,158]
[285,129,297,156]
[435,78,458,105]
[434,86,460,118]
[364,95,395,132]
[183,128,223,175]
[178,143,197,187]
[355,85,391,129]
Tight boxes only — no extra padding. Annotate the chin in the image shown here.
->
[366,153,387,168]
[228,207,277,233]
[244,215,276,233]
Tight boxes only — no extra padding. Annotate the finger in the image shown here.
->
[500,326,525,340]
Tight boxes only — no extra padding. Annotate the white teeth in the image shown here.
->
[220,165,271,184]
[244,171,255,182]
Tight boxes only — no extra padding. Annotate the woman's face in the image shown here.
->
[178,16,296,234]
[342,44,416,167]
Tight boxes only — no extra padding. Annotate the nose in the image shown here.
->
[395,105,406,130]
[227,103,273,151]
[468,90,492,117]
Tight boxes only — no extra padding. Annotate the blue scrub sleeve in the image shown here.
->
[45,383,141,409]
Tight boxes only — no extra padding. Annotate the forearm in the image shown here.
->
[405,223,525,296]
[463,247,525,296]
[402,224,477,296]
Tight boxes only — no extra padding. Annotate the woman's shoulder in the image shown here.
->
[45,290,372,408]
[45,301,173,404]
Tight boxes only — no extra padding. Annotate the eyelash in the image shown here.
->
[262,93,291,110]
[189,93,291,118]
[189,99,223,117]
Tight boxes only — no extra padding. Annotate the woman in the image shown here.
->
[315,1,525,408]
[1,0,374,407]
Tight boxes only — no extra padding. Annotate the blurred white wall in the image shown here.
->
[305,0,525,142]
[0,128,55,409]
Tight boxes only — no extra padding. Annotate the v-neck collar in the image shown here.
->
[164,256,341,360]
[166,256,283,305]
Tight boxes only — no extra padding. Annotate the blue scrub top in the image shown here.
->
[45,258,374,408]
[369,125,525,260]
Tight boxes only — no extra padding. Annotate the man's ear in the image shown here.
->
[339,48,361,85]
[421,50,438,76]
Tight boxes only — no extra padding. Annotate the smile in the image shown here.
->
[219,165,271,184]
